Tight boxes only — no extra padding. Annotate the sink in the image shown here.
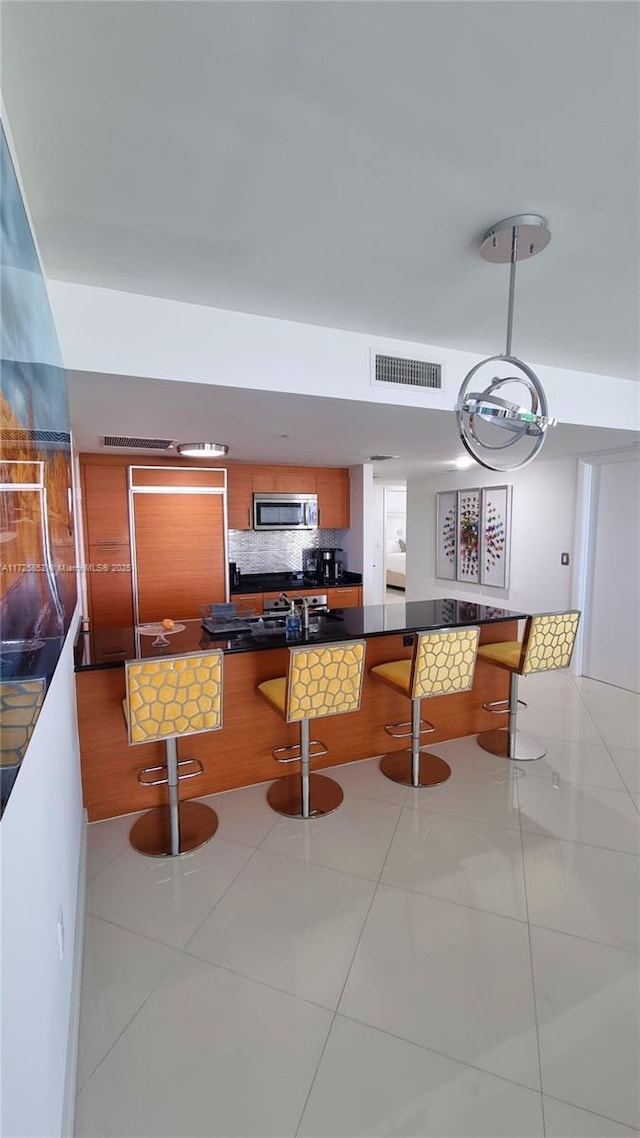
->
[248,616,288,638]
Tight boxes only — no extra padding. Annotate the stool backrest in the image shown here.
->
[285,640,366,722]
[521,610,581,675]
[411,627,480,699]
[125,650,224,745]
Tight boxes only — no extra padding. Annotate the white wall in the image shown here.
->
[343,464,377,604]
[582,460,640,692]
[370,482,385,604]
[0,622,85,1138]
[407,458,578,615]
[49,280,640,432]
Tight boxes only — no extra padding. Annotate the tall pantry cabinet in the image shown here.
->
[81,458,227,628]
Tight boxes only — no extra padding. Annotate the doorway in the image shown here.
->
[383,485,407,601]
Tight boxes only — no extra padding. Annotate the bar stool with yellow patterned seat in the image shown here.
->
[124,649,223,856]
[257,640,366,818]
[477,609,581,762]
[370,626,481,787]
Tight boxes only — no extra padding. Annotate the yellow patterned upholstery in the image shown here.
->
[476,641,523,671]
[478,612,580,677]
[370,659,412,694]
[125,651,223,745]
[257,677,287,716]
[287,642,366,721]
[0,679,46,766]
[522,611,580,674]
[257,641,366,723]
[372,628,480,700]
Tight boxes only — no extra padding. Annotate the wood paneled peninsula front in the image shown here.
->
[75,599,525,822]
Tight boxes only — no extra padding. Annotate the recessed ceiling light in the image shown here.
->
[366,454,400,462]
[177,442,229,458]
[454,456,475,469]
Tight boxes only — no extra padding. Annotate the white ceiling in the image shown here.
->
[67,371,640,479]
[3,1,639,382]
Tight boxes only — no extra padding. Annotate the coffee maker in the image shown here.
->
[305,547,345,585]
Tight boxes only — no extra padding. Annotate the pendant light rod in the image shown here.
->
[480,214,551,359]
[505,224,518,357]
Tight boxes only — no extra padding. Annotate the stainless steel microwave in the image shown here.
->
[253,492,318,530]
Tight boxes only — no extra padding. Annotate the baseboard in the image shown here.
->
[61,809,87,1138]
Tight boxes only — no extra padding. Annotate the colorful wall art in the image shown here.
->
[457,488,481,584]
[0,122,77,811]
[435,491,457,581]
[436,484,512,589]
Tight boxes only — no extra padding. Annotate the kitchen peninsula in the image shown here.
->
[75,599,525,821]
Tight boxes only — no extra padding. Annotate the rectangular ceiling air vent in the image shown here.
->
[102,436,174,450]
[373,353,442,390]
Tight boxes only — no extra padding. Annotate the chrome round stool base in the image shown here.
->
[266,773,344,818]
[129,801,219,857]
[380,750,452,787]
[477,729,546,762]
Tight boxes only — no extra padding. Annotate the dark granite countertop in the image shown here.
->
[232,571,363,594]
[74,599,526,672]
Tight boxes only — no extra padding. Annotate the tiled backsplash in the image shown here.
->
[228,529,348,574]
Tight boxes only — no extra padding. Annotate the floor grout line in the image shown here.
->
[293,789,405,1137]
[515,763,548,1137]
[335,1010,544,1097]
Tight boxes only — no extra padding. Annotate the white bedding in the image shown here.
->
[386,551,406,589]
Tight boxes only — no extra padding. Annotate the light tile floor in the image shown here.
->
[75,672,640,1137]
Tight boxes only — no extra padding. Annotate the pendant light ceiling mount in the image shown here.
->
[479,214,551,264]
[456,214,557,472]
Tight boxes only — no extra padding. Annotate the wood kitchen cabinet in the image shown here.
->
[316,468,350,528]
[252,466,317,493]
[86,547,135,630]
[81,455,353,629]
[81,456,227,627]
[82,464,131,546]
[82,462,135,628]
[226,465,255,530]
[131,487,226,622]
[326,586,362,608]
[226,463,350,531]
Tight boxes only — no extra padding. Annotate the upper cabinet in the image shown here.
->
[83,465,131,545]
[252,467,317,494]
[226,464,350,530]
[316,468,350,529]
[226,464,255,530]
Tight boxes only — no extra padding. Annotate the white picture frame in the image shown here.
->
[435,491,457,580]
[480,484,512,588]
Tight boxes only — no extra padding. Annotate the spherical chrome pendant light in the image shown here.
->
[456,214,557,471]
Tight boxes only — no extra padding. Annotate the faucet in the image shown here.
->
[299,597,310,633]
[280,592,310,632]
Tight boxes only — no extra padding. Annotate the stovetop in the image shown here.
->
[263,592,327,612]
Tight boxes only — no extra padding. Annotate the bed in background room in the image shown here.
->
[386,538,406,589]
